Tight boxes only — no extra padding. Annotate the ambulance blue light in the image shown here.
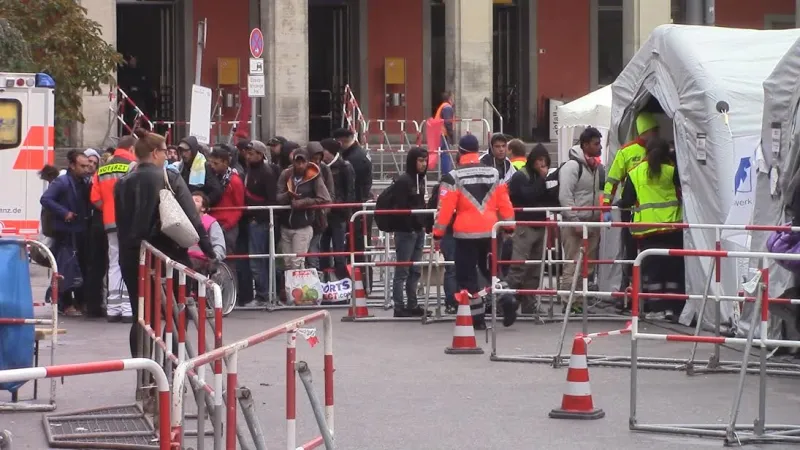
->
[35,73,55,89]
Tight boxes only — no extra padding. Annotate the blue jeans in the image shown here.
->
[248,221,271,301]
[441,233,457,307]
[392,230,424,309]
[306,231,322,270]
[320,221,348,280]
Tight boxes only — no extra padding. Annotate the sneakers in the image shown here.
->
[243,299,267,308]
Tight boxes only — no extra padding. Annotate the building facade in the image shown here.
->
[77,0,800,147]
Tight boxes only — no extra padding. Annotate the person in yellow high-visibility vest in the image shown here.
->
[617,137,684,323]
[603,111,660,300]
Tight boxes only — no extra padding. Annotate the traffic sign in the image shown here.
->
[248,75,265,98]
[249,28,264,59]
[249,58,264,75]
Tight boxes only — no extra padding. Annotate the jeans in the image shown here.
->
[248,221,271,301]
[305,231,323,270]
[440,233,457,307]
[235,221,253,305]
[320,220,349,280]
[392,230,425,309]
[505,226,545,311]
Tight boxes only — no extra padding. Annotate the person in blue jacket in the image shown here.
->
[40,150,94,316]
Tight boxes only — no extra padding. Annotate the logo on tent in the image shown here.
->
[734,157,752,194]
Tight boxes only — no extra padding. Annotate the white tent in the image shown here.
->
[746,36,800,341]
[607,25,800,328]
[557,86,612,165]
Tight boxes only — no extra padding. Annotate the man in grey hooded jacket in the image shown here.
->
[558,127,604,294]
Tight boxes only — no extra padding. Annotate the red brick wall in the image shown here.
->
[536,0,591,119]
[366,0,425,133]
[715,0,794,28]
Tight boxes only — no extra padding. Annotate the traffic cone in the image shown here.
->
[444,290,484,355]
[341,267,372,321]
[549,334,605,420]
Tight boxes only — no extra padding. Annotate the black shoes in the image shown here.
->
[393,305,430,318]
[500,295,518,327]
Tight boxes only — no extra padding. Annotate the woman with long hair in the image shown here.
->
[114,128,217,356]
[617,137,685,322]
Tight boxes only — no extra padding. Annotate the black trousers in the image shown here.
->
[350,216,373,291]
[83,225,108,317]
[638,231,685,314]
[120,243,188,357]
[454,238,492,322]
[619,210,637,290]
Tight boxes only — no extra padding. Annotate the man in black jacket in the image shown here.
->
[506,144,557,314]
[333,128,373,288]
[319,138,355,280]
[243,140,280,305]
[391,147,429,317]
[177,136,224,205]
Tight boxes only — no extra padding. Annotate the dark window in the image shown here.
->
[597,3,623,86]
[0,99,22,150]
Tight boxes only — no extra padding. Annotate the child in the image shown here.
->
[188,191,227,264]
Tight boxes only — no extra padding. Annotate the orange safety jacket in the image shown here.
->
[433,153,515,239]
[434,101,454,137]
[90,148,136,232]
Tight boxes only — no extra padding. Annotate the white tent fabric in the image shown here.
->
[557,86,613,165]
[607,25,800,329]
[745,36,800,341]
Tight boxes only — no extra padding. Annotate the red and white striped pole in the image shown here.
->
[286,330,298,450]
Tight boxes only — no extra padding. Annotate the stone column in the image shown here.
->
[622,0,671,63]
[261,0,309,143]
[76,0,116,147]
[445,0,493,145]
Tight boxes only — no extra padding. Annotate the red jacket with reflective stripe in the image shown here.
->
[90,148,135,232]
[433,153,515,239]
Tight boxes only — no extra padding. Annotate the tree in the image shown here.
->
[0,0,121,144]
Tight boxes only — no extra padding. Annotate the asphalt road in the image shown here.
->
[2,267,800,449]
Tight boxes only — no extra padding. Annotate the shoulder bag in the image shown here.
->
[160,167,200,248]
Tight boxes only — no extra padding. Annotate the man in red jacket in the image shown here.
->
[208,145,245,252]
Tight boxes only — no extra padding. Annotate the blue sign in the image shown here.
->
[734,156,752,194]
[249,28,264,59]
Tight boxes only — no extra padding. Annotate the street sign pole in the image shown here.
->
[249,28,265,142]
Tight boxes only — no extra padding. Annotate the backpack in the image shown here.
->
[545,158,582,201]
[375,180,400,232]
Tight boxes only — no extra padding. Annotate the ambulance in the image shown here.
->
[0,72,56,237]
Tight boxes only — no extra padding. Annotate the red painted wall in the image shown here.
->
[716,0,794,28]
[536,0,590,119]
[366,0,425,134]
[193,0,251,140]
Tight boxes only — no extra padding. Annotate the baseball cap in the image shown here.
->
[267,136,287,146]
[636,112,659,134]
[247,140,269,155]
[293,147,310,161]
[458,134,480,153]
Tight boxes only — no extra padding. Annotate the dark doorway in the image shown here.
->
[116,1,179,135]
[430,1,446,113]
[493,1,521,137]
[308,2,350,141]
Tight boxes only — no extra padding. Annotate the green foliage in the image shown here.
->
[0,0,122,141]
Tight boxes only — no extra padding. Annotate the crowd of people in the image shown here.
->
[35,108,686,347]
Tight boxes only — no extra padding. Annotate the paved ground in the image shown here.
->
[3,267,800,449]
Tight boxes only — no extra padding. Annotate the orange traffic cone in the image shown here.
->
[444,290,484,355]
[341,267,372,321]
[549,334,605,420]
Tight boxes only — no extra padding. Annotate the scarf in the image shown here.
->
[220,166,234,189]
[324,153,340,167]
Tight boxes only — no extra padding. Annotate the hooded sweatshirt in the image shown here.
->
[278,141,300,172]
[276,148,332,229]
[558,145,604,222]
[392,147,428,232]
[178,136,223,205]
[508,144,559,222]
[307,142,335,231]
[480,151,516,183]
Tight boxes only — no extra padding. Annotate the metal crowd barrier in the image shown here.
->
[0,239,60,412]
[171,310,334,450]
[0,358,172,450]
[629,250,800,445]
[488,220,800,378]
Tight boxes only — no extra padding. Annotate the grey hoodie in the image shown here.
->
[558,146,604,222]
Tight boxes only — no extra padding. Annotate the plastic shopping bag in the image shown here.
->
[285,269,324,306]
[321,278,352,305]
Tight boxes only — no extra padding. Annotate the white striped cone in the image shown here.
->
[549,334,604,420]
[445,290,483,355]
[342,267,372,321]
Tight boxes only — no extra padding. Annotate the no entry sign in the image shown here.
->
[249,28,264,59]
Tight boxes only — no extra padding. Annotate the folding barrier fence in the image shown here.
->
[0,239,60,412]
[629,250,800,445]
[488,220,800,378]
[171,310,334,450]
[0,359,172,450]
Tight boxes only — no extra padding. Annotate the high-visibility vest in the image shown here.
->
[510,157,526,170]
[434,102,453,137]
[603,139,646,205]
[628,161,681,237]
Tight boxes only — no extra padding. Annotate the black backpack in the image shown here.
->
[545,157,605,205]
[374,180,400,232]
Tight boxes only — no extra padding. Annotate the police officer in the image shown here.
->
[603,111,660,297]
[617,137,684,322]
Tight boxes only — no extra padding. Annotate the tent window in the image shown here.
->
[597,2,623,86]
